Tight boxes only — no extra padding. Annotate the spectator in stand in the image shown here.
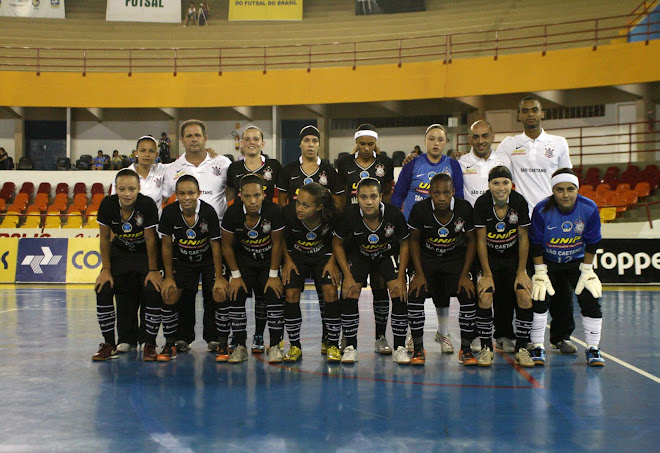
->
[130,150,138,165]
[0,147,9,170]
[92,150,107,171]
[111,150,123,170]
[198,2,210,26]
[159,132,171,164]
[184,2,197,27]
[412,145,422,156]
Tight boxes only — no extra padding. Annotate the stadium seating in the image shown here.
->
[19,182,34,196]
[56,183,69,194]
[37,182,51,194]
[0,214,19,228]
[599,207,616,223]
[73,183,87,195]
[43,213,62,229]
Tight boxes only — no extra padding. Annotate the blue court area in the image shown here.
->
[0,285,658,452]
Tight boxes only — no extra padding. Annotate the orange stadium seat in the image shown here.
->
[615,183,631,192]
[91,192,104,207]
[595,183,611,194]
[635,182,650,200]
[31,193,49,211]
[73,193,88,211]
[0,199,5,212]
[51,193,69,211]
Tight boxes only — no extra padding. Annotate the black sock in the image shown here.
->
[372,288,389,338]
[325,301,341,347]
[476,306,493,350]
[341,298,359,349]
[515,307,533,350]
[284,302,302,348]
[390,297,407,349]
[254,294,267,337]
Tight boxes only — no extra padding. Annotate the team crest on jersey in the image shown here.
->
[321,225,331,236]
[544,144,555,158]
[384,224,395,238]
[303,177,313,185]
[508,210,519,225]
[368,233,379,244]
[306,231,317,241]
[175,170,187,179]
[247,230,258,239]
[200,220,208,234]
[438,227,449,237]
[154,176,163,188]
[427,171,437,180]
[263,167,273,181]
[496,222,506,232]
[262,220,271,234]
[212,165,222,176]
[360,171,370,179]
[319,172,328,186]
[574,219,585,234]
[186,229,196,239]
[122,222,132,233]
[561,221,573,232]
[454,218,465,233]
[375,164,385,177]
[135,213,144,227]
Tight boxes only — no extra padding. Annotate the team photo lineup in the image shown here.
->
[92,95,607,370]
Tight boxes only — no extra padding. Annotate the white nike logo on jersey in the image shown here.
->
[547,226,557,230]
[174,226,183,229]
[292,229,302,232]
[291,176,300,180]
[353,232,364,235]
[347,170,356,174]
[416,174,426,177]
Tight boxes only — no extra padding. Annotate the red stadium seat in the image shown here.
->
[73,183,87,195]
[19,182,34,196]
[0,182,15,200]
[55,183,69,194]
[37,182,51,194]
[91,183,105,195]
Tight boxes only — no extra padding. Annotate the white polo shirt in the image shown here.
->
[497,129,572,212]
[163,152,232,222]
[458,149,512,207]
[110,162,168,216]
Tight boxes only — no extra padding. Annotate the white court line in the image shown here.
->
[0,309,18,314]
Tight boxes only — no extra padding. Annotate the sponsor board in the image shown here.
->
[0,238,19,283]
[229,0,302,21]
[66,238,102,283]
[16,238,68,282]
[593,239,660,284]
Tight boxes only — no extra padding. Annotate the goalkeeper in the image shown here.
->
[528,168,605,367]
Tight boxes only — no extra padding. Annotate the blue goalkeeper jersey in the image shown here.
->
[529,195,601,264]
[391,153,463,220]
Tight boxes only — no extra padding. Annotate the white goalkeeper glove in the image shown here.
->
[575,263,602,298]
[532,264,555,301]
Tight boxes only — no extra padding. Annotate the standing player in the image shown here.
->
[336,124,396,355]
[281,183,340,362]
[226,125,282,353]
[497,96,576,354]
[162,119,232,353]
[473,166,535,367]
[407,174,478,365]
[528,168,604,366]
[333,178,410,365]
[159,175,229,362]
[92,169,162,361]
[222,174,286,363]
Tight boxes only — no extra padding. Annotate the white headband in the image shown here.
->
[551,173,579,189]
[137,135,158,147]
[354,130,378,141]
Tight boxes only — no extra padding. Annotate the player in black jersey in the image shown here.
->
[222,174,286,363]
[226,126,282,353]
[474,166,534,367]
[92,169,163,361]
[407,173,478,366]
[158,175,229,362]
[281,183,340,362]
[333,178,410,365]
[277,125,344,354]
[336,124,396,355]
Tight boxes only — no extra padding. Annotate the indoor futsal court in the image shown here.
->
[0,284,657,452]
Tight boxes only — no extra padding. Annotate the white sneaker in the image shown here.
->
[341,345,358,364]
[374,335,392,355]
[392,346,411,364]
[405,333,414,352]
[496,337,516,353]
[116,343,131,353]
[471,338,481,353]
[434,332,454,354]
[267,345,283,363]
[477,346,494,367]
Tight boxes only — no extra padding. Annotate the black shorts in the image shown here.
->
[285,253,333,290]
[416,257,465,299]
[348,253,398,286]
[173,261,216,292]
[110,246,148,276]
[487,252,519,274]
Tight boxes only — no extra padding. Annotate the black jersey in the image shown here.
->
[158,199,221,264]
[473,190,531,258]
[283,203,336,258]
[407,197,475,260]
[276,156,344,202]
[221,199,284,261]
[226,157,282,201]
[97,193,158,253]
[336,153,395,209]
[335,202,409,261]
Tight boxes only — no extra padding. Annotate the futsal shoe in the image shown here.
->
[375,335,393,355]
[326,346,342,363]
[552,340,578,354]
[392,346,411,364]
[92,343,118,361]
[157,343,177,362]
[411,347,426,366]
[215,345,230,362]
[143,343,157,362]
[174,340,190,353]
[434,332,454,354]
[586,347,605,367]
[267,345,283,363]
[228,345,248,363]
[340,346,358,364]
[283,345,303,363]
[477,347,494,367]
[405,333,414,352]
[251,335,265,354]
[207,341,220,353]
[514,348,536,368]
[116,343,131,353]
[496,337,516,353]
[529,346,546,365]
[458,349,477,366]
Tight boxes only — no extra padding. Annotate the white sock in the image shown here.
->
[530,311,548,346]
[582,316,602,348]
[436,306,449,335]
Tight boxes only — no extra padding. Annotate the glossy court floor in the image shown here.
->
[0,285,658,452]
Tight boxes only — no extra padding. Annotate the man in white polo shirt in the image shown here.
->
[497,95,577,355]
[162,119,232,353]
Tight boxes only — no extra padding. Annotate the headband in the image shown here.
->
[354,130,378,141]
[551,173,579,189]
[136,135,158,147]
[488,166,513,182]
[425,124,445,135]
[244,125,262,134]
[299,125,320,143]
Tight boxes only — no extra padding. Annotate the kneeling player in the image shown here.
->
[159,175,229,362]
[333,178,409,364]
[407,174,479,366]
[474,166,534,367]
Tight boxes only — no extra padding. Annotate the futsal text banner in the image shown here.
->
[229,0,303,21]
[106,0,180,23]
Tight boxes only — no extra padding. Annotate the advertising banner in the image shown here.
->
[0,228,99,239]
[106,0,180,23]
[229,0,302,21]
[16,238,68,283]
[593,239,660,284]
[0,238,19,283]
[0,0,65,18]
[66,238,102,283]
[355,0,425,15]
